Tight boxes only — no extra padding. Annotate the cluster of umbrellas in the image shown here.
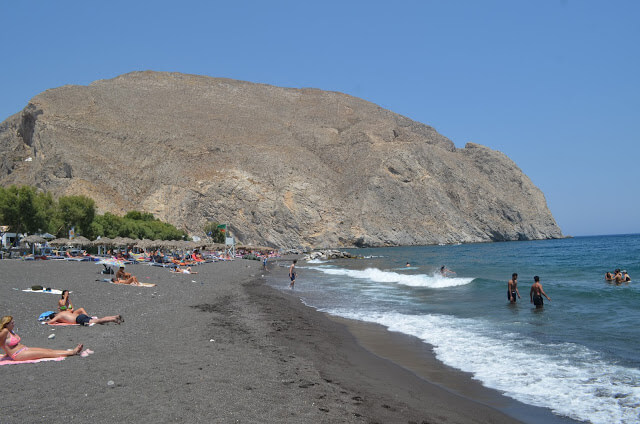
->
[21,235,276,254]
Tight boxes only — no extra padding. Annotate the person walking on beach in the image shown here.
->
[289,260,297,289]
[530,276,551,309]
[507,273,521,303]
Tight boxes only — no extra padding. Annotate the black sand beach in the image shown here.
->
[1,258,528,423]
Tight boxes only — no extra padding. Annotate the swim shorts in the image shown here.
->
[290,273,296,281]
[533,295,543,307]
[76,314,91,326]
[508,290,517,301]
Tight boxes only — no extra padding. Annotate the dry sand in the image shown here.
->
[1,258,526,423]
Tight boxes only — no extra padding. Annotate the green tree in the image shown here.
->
[203,222,225,243]
[33,190,56,234]
[0,186,21,232]
[57,195,96,237]
[0,185,50,234]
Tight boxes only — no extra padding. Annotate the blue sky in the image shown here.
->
[1,1,638,236]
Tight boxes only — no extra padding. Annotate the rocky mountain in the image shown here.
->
[0,71,563,248]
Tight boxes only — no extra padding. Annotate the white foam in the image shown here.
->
[306,266,474,288]
[306,259,329,264]
[327,310,640,424]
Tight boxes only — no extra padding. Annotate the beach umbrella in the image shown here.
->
[206,243,226,250]
[22,235,47,244]
[111,237,133,247]
[135,239,153,250]
[91,237,114,246]
[49,238,70,246]
[97,258,127,269]
[69,236,91,246]
[22,235,47,255]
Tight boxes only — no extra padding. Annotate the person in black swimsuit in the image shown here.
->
[530,276,551,309]
[507,273,521,303]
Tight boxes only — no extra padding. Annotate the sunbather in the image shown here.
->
[1,315,83,360]
[115,266,132,280]
[111,276,140,285]
[58,290,88,315]
[110,276,156,287]
[171,266,197,274]
[46,311,123,326]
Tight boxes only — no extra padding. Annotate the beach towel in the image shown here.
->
[0,355,66,365]
[22,288,63,295]
[97,278,156,287]
[0,349,94,365]
[39,311,56,321]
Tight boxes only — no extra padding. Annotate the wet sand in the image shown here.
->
[0,258,545,423]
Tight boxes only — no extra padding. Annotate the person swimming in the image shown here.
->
[440,265,455,277]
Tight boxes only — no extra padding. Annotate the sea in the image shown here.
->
[268,234,640,424]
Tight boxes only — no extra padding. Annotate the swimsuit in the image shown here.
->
[290,273,296,281]
[5,332,27,359]
[7,332,20,348]
[76,314,91,326]
[508,289,517,301]
[533,294,544,306]
[10,346,28,359]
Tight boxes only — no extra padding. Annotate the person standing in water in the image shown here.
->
[289,260,297,289]
[530,276,551,309]
[507,273,521,303]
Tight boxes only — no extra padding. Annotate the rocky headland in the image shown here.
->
[0,71,562,248]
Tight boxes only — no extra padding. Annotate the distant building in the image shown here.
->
[1,226,18,248]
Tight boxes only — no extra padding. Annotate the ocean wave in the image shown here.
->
[306,259,330,264]
[330,310,640,424]
[305,266,474,288]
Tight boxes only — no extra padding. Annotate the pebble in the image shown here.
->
[107,380,115,386]
[48,334,55,339]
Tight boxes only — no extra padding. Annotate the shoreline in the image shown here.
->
[264,257,583,424]
[0,258,579,423]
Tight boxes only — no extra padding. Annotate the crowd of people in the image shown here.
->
[605,269,631,283]
[2,290,122,362]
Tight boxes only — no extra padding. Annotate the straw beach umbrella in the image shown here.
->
[22,235,47,255]
[69,236,91,246]
[91,237,114,247]
[111,237,135,247]
[49,238,70,246]
[22,235,47,244]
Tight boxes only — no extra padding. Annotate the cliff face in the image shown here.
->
[0,71,563,248]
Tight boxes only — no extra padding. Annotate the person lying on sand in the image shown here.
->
[110,276,157,287]
[58,290,88,315]
[1,315,83,360]
[111,276,141,285]
[171,266,197,274]
[47,311,123,326]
